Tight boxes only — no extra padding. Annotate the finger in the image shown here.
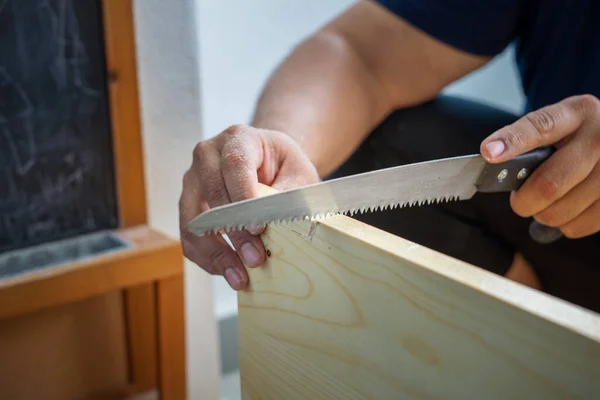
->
[219,125,264,203]
[218,127,268,266]
[181,236,249,290]
[510,131,599,217]
[560,200,600,239]
[481,96,587,163]
[533,163,600,227]
[179,171,248,290]
[193,140,232,208]
[222,230,266,268]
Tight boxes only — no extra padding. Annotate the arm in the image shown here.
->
[180,0,494,290]
[251,0,491,176]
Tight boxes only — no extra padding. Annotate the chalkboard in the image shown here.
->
[0,0,119,254]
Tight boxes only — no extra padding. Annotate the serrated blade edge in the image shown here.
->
[188,154,487,236]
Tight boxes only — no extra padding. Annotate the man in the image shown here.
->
[179,0,600,313]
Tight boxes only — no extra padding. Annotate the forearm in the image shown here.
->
[251,1,490,177]
[251,30,390,177]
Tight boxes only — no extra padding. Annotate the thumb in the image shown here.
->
[480,98,585,163]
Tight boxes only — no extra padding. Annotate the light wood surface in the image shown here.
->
[238,185,600,399]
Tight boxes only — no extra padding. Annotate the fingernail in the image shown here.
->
[485,140,506,158]
[247,224,265,235]
[224,268,243,289]
[241,242,261,266]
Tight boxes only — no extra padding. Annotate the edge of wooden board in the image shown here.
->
[246,183,600,344]
[256,213,600,343]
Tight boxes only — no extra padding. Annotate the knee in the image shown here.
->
[505,253,542,290]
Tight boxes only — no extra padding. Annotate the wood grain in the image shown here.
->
[238,185,600,399]
[101,0,148,228]
[125,283,159,392]
[157,275,187,400]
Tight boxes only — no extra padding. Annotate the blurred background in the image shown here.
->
[135,0,525,399]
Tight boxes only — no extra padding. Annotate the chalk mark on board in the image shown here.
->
[0,67,33,121]
[0,67,36,173]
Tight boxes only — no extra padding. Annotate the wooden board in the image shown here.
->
[157,275,187,400]
[124,283,159,392]
[0,226,182,320]
[0,291,129,400]
[238,187,600,399]
[0,0,147,252]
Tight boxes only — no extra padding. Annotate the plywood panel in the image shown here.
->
[0,291,129,400]
[238,188,600,399]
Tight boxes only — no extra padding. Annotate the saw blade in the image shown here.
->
[188,154,487,236]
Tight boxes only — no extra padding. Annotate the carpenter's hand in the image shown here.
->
[481,95,600,239]
[179,125,319,290]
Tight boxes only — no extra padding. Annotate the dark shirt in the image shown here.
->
[375,0,600,112]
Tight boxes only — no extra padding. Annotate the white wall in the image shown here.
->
[196,0,356,139]
[133,1,220,399]
[195,0,526,330]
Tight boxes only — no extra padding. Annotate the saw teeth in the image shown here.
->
[193,194,466,236]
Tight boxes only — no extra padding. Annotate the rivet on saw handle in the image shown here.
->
[476,147,563,244]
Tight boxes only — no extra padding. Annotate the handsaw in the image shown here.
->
[188,147,563,244]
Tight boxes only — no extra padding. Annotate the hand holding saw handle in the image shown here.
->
[476,147,562,244]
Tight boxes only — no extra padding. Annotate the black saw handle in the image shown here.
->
[476,147,563,244]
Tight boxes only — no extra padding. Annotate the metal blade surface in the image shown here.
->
[188,154,487,236]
